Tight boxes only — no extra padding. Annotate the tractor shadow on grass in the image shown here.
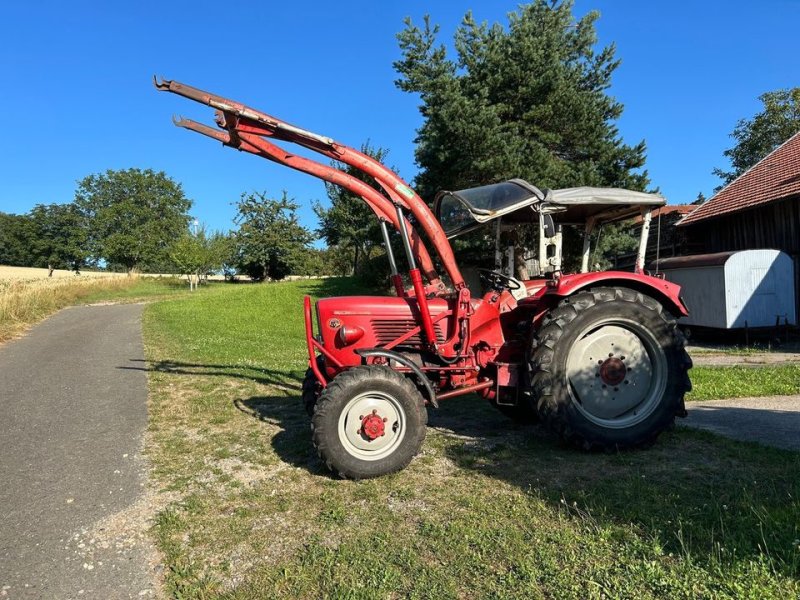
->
[120,358,303,389]
[434,394,800,579]
[234,394,332,478]
[124,357,330,475]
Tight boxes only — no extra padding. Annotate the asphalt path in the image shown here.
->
[683,395,800,451]
[0,304,156,599]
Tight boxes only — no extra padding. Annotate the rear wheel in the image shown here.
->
[531,287,691,450]
[311,366,427,479]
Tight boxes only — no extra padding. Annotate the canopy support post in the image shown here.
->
[635,207,652,274]
[395,205,437,348]
[581,217,596,273]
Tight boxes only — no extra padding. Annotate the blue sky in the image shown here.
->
[1,1,798,236]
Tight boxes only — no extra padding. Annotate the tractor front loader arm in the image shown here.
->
[171,115,440,286]
[154,77,465,291]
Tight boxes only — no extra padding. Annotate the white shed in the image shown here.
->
[651,249,796,329]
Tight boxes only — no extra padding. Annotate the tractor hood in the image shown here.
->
[434,179,666,238]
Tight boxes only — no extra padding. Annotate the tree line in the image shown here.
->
[0,168,348,282]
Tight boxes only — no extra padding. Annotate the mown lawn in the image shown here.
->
[143,279,800,599]
[687,364,800,401]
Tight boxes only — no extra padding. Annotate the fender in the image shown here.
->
[539,271,689,317]
[355,348,439,408]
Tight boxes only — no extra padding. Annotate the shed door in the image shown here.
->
[727,260,780,328]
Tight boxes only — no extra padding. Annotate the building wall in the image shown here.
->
[682,195,800,255]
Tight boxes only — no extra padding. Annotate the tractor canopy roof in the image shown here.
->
[434,179,666,239]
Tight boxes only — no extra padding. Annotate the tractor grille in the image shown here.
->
[371,319,446,346]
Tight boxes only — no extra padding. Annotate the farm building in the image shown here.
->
[678,131,800,314]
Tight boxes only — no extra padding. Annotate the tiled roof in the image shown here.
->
[678,131,800,226]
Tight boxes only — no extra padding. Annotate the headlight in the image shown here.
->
[338,325,365,345]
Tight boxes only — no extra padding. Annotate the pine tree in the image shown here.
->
[394,1,649,201]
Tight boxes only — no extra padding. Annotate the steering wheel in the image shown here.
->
[477,268,522,292]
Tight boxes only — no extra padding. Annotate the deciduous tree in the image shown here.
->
[28,203,88,274]
[713,88,800,188]
[313,142,389,274]
[233,191,313,281]
[0,212,36,267]
[169,226,232,289]
[74,168,192,273]
[0,205,87,273]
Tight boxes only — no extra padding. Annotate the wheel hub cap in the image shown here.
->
[337,391,406,461]
[361,410,386,440]
[566,324,655,421]
[599,357,627,386]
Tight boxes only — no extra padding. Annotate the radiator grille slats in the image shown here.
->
[371,319,445,346]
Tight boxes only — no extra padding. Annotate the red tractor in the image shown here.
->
[156,78,692,479]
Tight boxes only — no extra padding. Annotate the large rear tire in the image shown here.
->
[311,366,427,479]
[530,287,691,450]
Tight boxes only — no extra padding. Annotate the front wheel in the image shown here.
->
[531,287,692,450]
[311,366,427,479]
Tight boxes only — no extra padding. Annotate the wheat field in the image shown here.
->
[0,266,140,342]
[0,265,127,281]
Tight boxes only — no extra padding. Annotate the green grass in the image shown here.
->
[143,279,800,598]
[688,345,771,356]
[687,365,800,401]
